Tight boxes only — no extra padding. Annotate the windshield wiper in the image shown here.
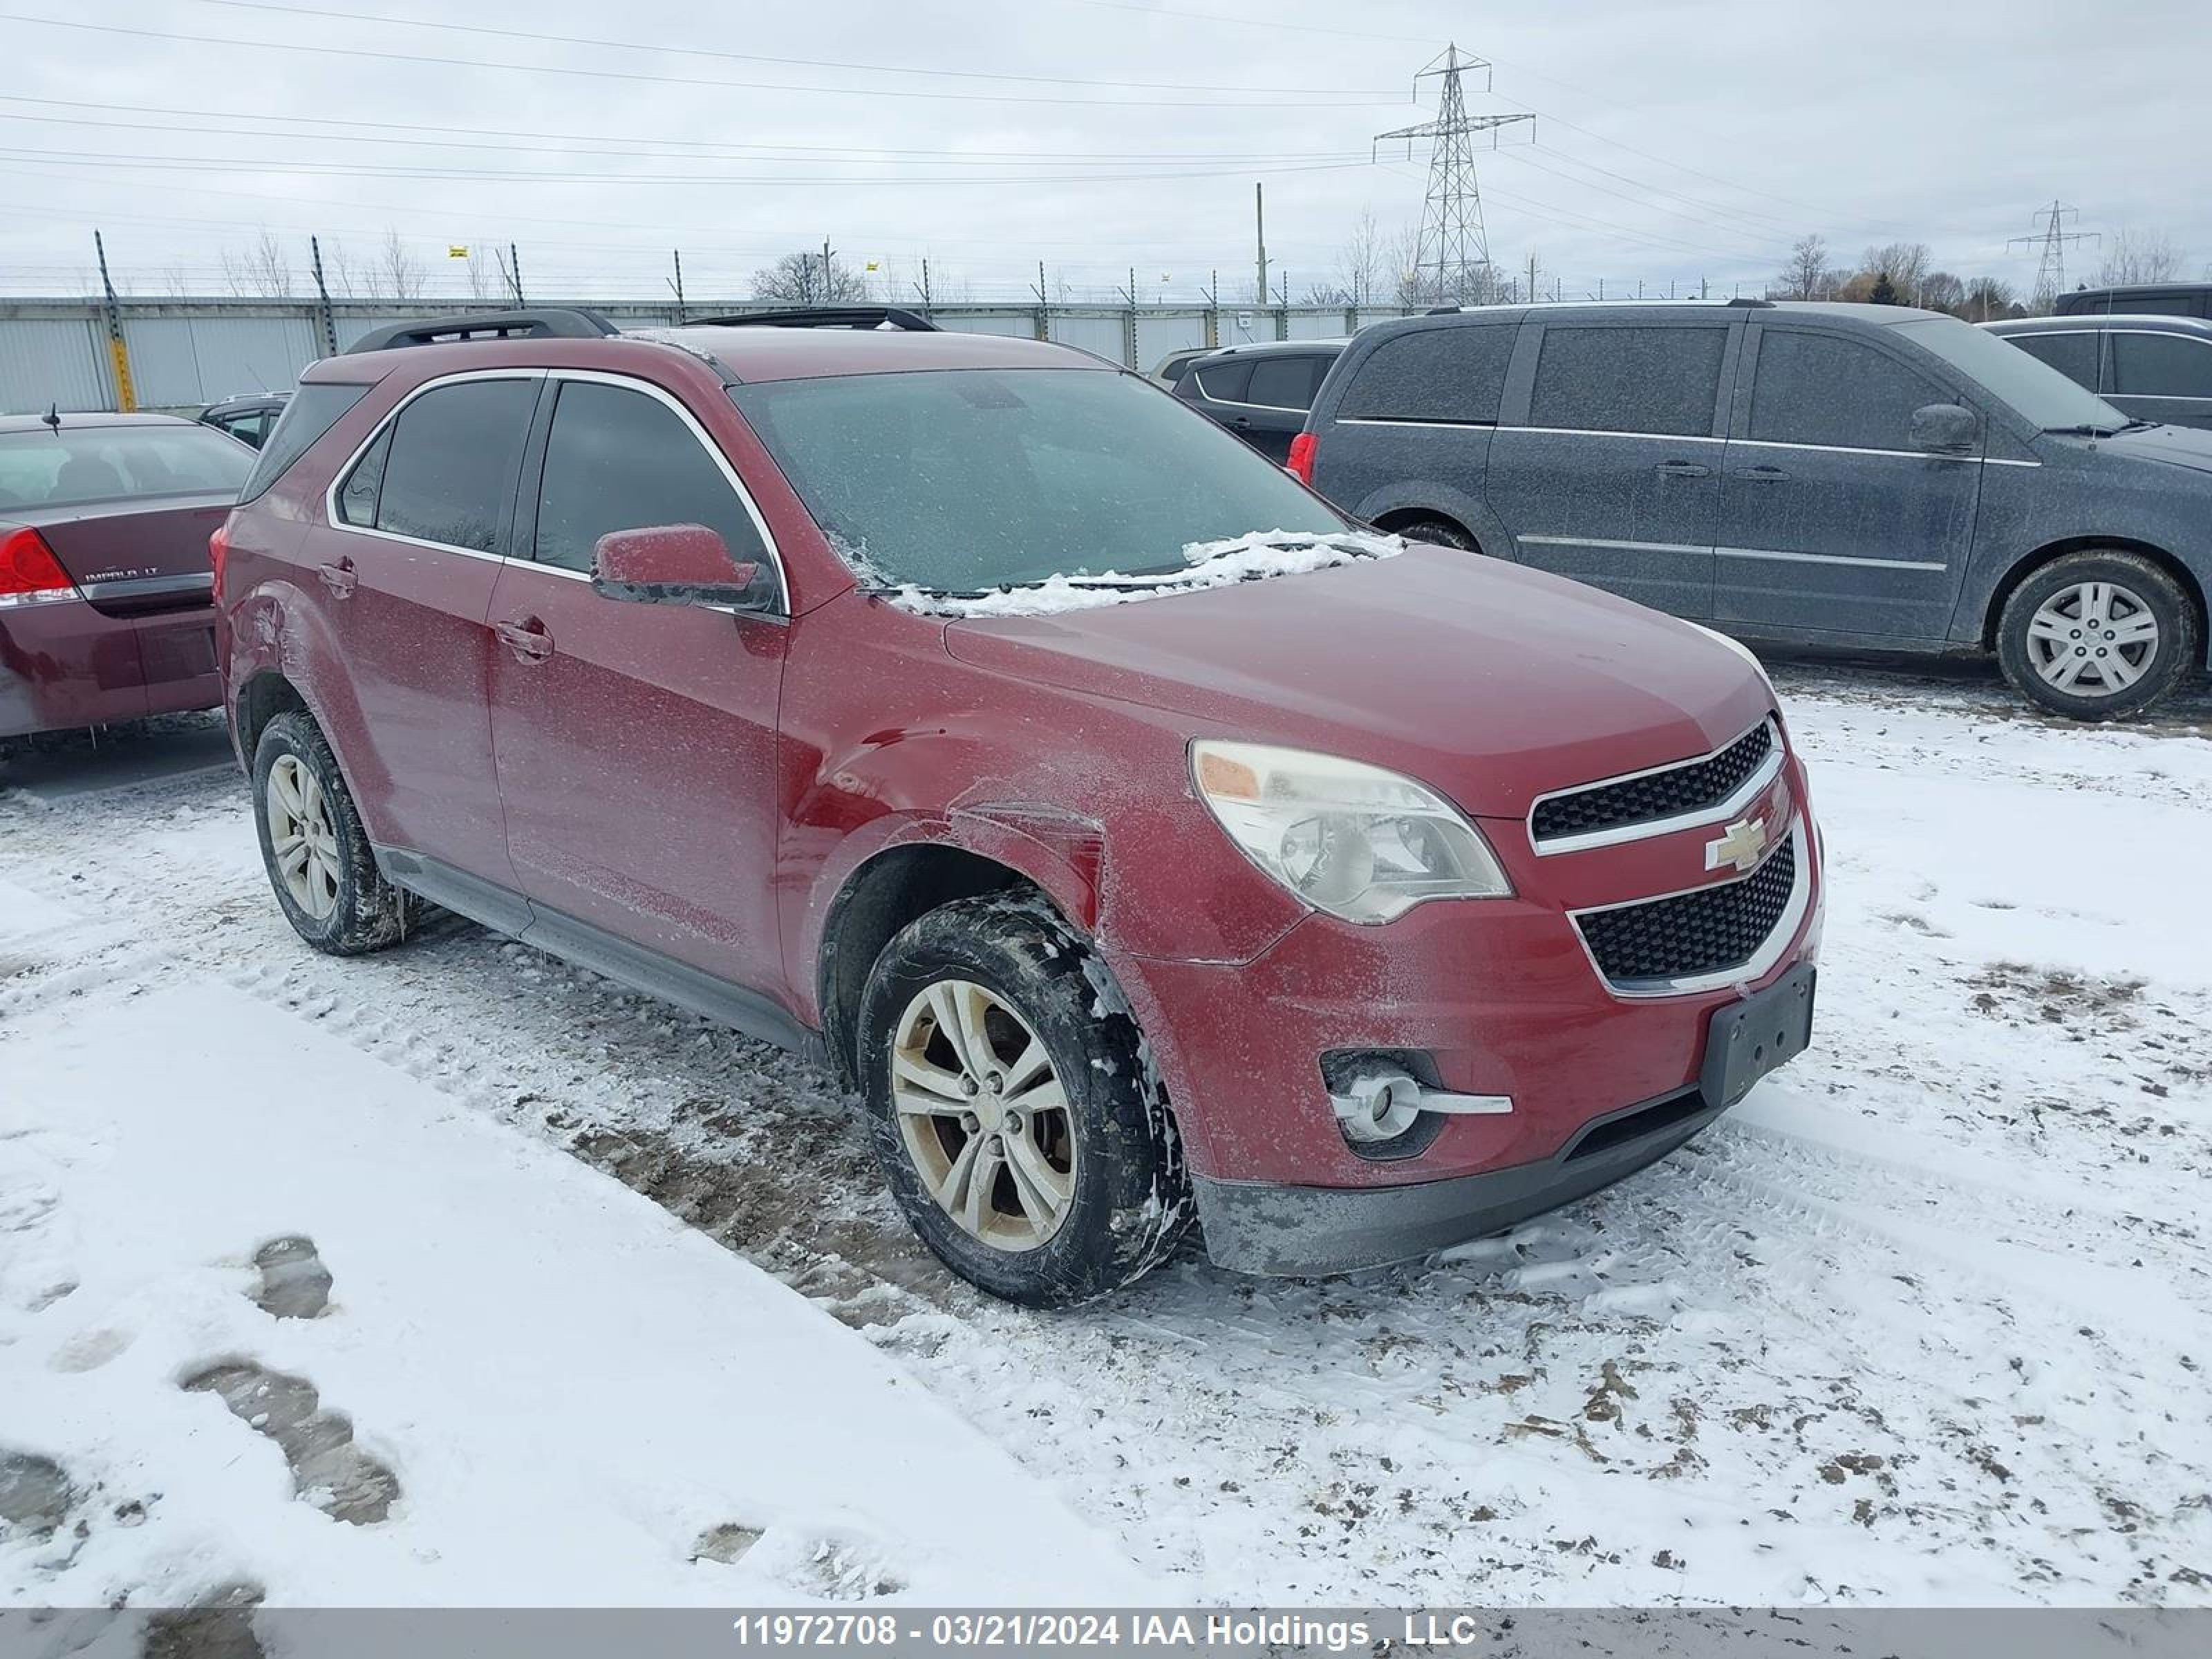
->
[2043,422,2124,438]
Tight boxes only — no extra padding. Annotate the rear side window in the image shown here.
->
[362,378,536,553]
[1189,359,1253,404]
[241,382,369,501]
[1336,326,1514,424]
[2108,333,2212,398]
[1244,355,1327,411]
[1529,325,1727,438]
[2006,331,2099,391]
[532,380,771,582]
[1748,330,1941,451]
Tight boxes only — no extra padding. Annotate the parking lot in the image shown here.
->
[5,653,2207,1607]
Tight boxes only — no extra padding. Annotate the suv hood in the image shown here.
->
[941,544,1774,819]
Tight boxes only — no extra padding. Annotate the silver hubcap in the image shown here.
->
[266,753,341,921]
[890,979,1076,1252]
[2026,581,2159,696]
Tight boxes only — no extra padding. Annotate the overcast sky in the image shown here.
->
[2,0,2205,306]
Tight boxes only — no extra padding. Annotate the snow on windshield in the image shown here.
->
[861,528,1405,618]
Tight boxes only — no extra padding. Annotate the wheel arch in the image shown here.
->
[1369,506,1483,552]
[233,668,312,766]
[1983,536,2210,663]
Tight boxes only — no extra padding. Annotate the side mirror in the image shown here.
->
[1909,402,1979,454]
[591,524,767,608]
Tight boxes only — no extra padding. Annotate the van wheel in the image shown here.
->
[856,894,1191,1307]
[251,711,413,955]
[1389,516,1478,554]
[1996,551,2198,720]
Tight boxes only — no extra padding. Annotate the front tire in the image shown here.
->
[1391,516,1479,553]
[1996,551,2198,720]
[856,894,1190,1307]
[251,711,413,955]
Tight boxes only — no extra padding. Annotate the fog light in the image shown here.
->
[1328,1058,1514,1148]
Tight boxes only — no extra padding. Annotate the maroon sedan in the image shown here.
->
[1,412,252,742]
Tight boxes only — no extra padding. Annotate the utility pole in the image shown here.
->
[669,249,686,322]
[1255,182,1267,308]
[1374,44,1533,306]
[93,229,135,412]
[2009,200,2097,313]
[1526,250,1538,306]
[821,238,834,302]
[309,235,338,357]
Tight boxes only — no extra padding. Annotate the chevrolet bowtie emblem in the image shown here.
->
[1705,816,1769,874]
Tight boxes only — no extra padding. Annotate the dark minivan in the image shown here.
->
[1174,337,1346,463]
[1985,315,2212,433]
[1295,299,2212,720]
[2056,283,2212,321]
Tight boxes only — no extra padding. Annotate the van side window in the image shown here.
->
[1529,325,1726,438]
[373,379,536,553]
[533,380,771,581]
[1337,326,1514,424]
[2109,333,2212,399]
[1244,355,1326,411]
[1749,330,1940,451]
[2007,332,2099,391]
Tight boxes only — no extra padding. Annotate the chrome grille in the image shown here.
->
[1533,720,1777,848]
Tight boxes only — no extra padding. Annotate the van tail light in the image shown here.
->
[1286,431,1318,486]
[0,525,75,606]
[209,519,232,601]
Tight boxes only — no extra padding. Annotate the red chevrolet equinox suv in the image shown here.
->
[216,306,1824,1306]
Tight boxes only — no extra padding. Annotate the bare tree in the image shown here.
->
[1918,270,1967,315]
[1387,223,1428,308]
[1335,208,1390,310]
[463,246,501,301]
[750,248,867,304]
[321,238,359,300]
[1860,241,1933,305]
[221,229,294,297]
[1963,274,2019,321]
[1777,234,1833,301]
[377,231,425,302]
[2098,227,2184,287]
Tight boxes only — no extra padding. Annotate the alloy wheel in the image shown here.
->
[2025,581,2160,696]
[266,753,342,921]
[890,978,1077,1251]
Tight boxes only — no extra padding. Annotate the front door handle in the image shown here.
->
[494,616,554,664]
[1739,465,1790,482]
[317,557,357,599]
[1656,460,1711,478]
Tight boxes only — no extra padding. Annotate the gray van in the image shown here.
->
[1299,299,2212,719]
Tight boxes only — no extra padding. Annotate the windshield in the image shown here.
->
[1893,317,2131,433]
[729,367,1349,594]
[0,424,254,512]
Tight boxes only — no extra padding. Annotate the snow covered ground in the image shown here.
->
[3,658,2209,1611]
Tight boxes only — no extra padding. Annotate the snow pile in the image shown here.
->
[0,968,1150,1608]
[874,529,1404,618]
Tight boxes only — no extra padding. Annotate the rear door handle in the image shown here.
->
[317,557,357,599]
[1739,464,1790,482]
[1656,460,1711,478]
[494,617,554,663]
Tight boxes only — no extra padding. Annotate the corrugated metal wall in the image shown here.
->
[1,298,1417,412]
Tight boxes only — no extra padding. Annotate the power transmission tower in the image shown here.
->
[1374,44,1532,306]
[2008,200,2097,313]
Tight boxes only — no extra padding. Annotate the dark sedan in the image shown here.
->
[1985,314,2212,432]
[1,412,252,741]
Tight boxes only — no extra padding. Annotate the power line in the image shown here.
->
[1375,45,1532,303]
[0,13,1396,109]
[2008,200,2097,312]
[200,0,1405,96]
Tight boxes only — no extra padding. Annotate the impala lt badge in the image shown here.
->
[1705,816,1770,874]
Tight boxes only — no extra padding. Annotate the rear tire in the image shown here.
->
[251,712,413,955]
[1996,550,2197,721]
[856,894,1190,1307]
[1390,516,1479,553]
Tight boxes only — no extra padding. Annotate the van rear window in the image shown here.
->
[1335,324,1515,424]
[240,382,372,502]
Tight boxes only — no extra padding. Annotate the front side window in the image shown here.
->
[0,424,254,512]
[367,378,536,553]
[1750,330,1943,451]
[2007,331,2099,392]
[2109,333,2212,399]
[731,367,1347,595]
[1528,325,1727,438]
[533,380,771,582]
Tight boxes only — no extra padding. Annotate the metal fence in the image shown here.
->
[0,297,1423,414]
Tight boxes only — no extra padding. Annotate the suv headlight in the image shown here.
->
[1190,740,1512,925]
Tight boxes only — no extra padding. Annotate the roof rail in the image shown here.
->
[1726,296,1776,308]
[342,307,621,355]
[685,306,941,332]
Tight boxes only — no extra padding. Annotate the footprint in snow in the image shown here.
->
[250,1235,332,1320]
[180,1361,400,1526]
